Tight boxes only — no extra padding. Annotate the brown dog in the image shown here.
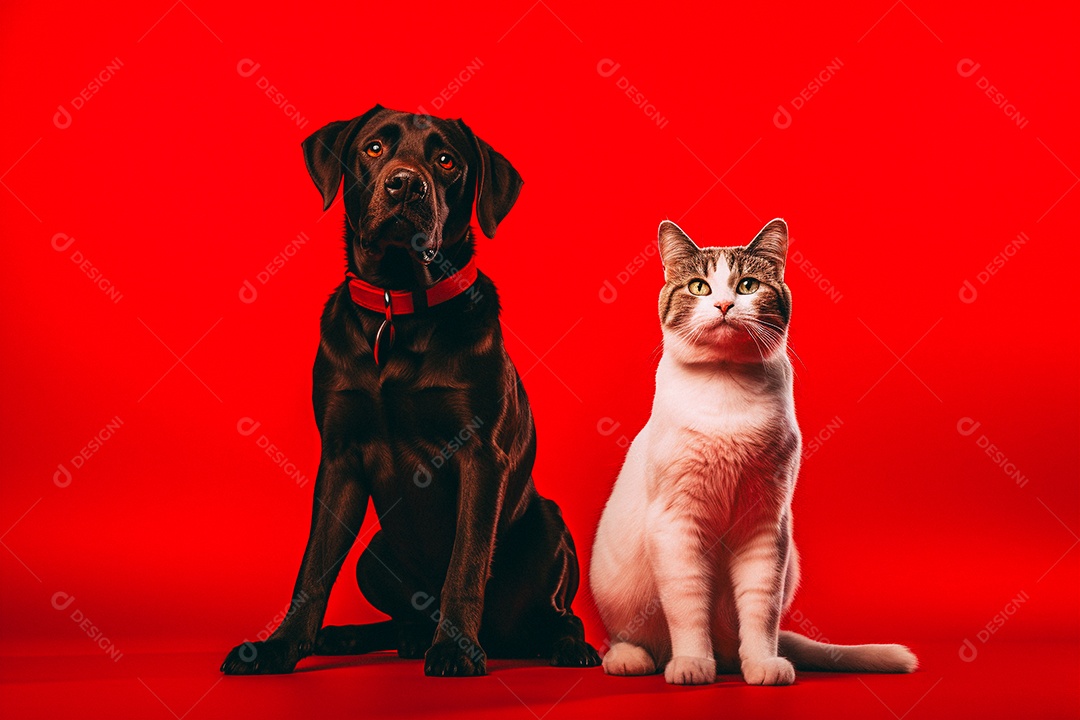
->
[221,105,600,676]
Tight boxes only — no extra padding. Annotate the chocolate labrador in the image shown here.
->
[221,105,600,676]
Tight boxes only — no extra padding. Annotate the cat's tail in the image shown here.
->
[779,631,918,673]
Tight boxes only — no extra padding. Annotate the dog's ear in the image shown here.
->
[301,105,384,211]
[457,121,523,239]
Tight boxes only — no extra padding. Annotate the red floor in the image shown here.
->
[1,641,1076,719]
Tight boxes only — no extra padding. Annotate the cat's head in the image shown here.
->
[657,218,791,364]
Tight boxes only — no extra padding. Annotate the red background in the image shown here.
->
[1,1,1077,718]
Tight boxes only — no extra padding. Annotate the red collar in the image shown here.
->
[345,256,479,315]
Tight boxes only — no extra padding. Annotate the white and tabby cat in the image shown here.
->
[590,219,916,685]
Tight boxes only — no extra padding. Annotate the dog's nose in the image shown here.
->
[384,168,428,204]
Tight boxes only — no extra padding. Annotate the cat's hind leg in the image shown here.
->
[603,642,657,675]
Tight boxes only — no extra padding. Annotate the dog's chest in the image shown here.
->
[317,293,513,509]
[346,375,478,533]
[326,338,488,473]
[359,354,502,545]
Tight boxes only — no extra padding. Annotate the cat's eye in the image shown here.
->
[687,279,711,296]
[736,277,760,295]
[365,142,383,158]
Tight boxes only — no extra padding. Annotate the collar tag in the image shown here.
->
[373,290,395,365]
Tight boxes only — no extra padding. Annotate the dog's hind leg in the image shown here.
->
[535,499,602,667]
[484,495,601,666]
[314,621,396,655]
[314,530,435,659]
[546,609,601,667]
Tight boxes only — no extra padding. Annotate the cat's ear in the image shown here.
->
[747,218,789,277]
[658,220,699,280]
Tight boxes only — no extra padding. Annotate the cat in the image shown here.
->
[589,218,917,685]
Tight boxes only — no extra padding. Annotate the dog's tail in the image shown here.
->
[778,631,918,673]
[313,621,396,656]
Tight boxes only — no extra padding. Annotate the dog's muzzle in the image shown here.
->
[359,166,441,264]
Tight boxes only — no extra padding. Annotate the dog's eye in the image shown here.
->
[687,279,711,296]
[436,154,454,170]
[736,278,760,295]
[365,142,383,158]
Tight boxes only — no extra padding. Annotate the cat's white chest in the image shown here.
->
[643,357,796,495]
[654,362,786,440]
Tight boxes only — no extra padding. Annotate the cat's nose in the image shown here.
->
[715,301,734,316]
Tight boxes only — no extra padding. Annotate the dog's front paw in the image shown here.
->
[424,639,487,677]
[550,636,602,667]
[742,656,795,686]
[220,639,304,675]
[665,655,717,685]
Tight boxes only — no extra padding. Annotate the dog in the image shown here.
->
[221,105,600,676]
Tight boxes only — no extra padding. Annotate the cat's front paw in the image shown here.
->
[742,656,795,685]
[664,655,716,685]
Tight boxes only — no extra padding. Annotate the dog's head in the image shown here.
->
[302,105,522,280]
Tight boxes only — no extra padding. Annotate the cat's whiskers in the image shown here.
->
[743,320,781,353]
[688,322,712,347]
[672,321,708,348]
[742,322,793,380]
[746,316,806,371]
[742,319,792,362]
[742,322,769,366]
[746,324,784,365]
[749,320,784,345]
[656,324,702,361]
